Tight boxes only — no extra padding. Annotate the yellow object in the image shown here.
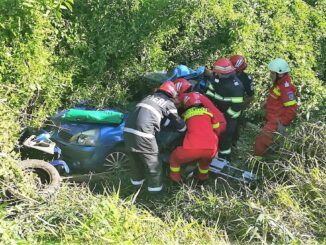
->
[283,100,297,107]
[212,122,220,129]
[170,166,180,173]
[183,107,213,121]
[198,167,209,174]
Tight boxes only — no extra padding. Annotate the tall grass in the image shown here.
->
[1,121,325,244]
[1,183,228,244]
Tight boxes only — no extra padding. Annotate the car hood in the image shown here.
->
[51,109,127,135]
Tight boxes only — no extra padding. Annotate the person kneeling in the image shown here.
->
[169,92,226,183]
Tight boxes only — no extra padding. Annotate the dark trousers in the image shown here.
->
[129,151,163,189]
[218,118,238,161]
[232,114,246,146]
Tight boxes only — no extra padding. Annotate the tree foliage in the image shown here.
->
[0,0,325,243]
[0,0,74,199]
[58,0,326,117]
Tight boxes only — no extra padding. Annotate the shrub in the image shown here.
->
[63,0,326,118]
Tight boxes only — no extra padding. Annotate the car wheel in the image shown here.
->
[13,160,61,200]
[103,147,130,172]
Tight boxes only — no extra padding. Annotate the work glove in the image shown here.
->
[193,80,208,94]
[277,121,286,135]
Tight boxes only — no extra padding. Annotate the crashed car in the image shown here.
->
[49,65,204,173]
[47,65,256,183]
[143,64,206,85]
[50,108,129,173]
[49,107,256,183]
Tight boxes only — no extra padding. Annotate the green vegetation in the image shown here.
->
[0,0,325,244]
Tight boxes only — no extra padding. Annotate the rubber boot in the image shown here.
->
[197,173,209,181]
[169,172,181,183]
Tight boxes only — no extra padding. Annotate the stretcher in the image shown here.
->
[209,158,256,183]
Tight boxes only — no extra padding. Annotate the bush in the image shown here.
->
[0,0,73,198]
[0,0,325,244]
[63,0,326,118]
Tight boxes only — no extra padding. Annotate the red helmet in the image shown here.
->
[212,58,236,74]
[159,81,178,97]
[183,92,202,109]
[174,78,192,95]
[229,55,247,71]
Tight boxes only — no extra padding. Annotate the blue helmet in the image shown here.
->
[165,65,193,81]
[165,65,205,82]
[174,65,193,77]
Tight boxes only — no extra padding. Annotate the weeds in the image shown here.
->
[1,122,325,244]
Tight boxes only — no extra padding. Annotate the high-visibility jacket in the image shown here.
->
[266,74,297,126]
[237,71,254,98]
[179,92,227,136]
[204,76,244,120]
[198,93,227,135]
[182,107,218,150]
[199,76,244,160]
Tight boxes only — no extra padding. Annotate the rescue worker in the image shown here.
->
[158,78,192,128]
[229,55,254,146]
[173,77,226,125]
[174,78,192,103]
[169,92,226,182]
[229,55,254,107]
[254,58,297,159]
[123,81,186,193]
[198,58,244,161]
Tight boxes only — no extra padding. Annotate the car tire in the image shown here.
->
[17,159,61,199]
[103,146,130,172]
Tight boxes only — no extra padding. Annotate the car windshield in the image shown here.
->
[143,71,170,84]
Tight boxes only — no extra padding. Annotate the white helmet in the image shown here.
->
[268,58,290,74]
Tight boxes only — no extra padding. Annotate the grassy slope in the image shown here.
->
[1,119,325,244]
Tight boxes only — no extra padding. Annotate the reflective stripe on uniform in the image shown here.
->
[177,125,187,132]
[136,103,162,121]
[283,100,297,107]
[272,87,281,96]
[183,107,213,121]
[206,91,243,103]
[213,65,233,73]
[212,93,224,101]
[175,82,183,91]
[229,97,243,103]
[226,108,241,118]
[170,166,180,172]
[198,167,209,174]
[206,90,214,98]
[212,122,220,129]
[168,109,178,114]
[130,179,145,186]
[206,91,224,101]
[220,148,231,154]
[148,185,163,192]
[163,119,170,127]
[123,127,155,138]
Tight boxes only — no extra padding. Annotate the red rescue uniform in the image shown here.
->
[255,74,297,157]
[199,94,227,135]
[179,92,227,135]
[169,104,226,182]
